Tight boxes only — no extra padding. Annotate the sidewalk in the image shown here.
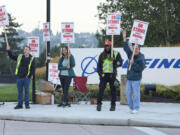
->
[0,102,180,128]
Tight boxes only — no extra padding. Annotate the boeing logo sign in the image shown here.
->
[81,56,98,76]
[123,58,180,69]
[71,48,180,85]
[81,57,180,76]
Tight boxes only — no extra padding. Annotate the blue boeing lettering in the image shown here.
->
[173,59,180,68]
[157,59,175,68]
[145,59,152,68]
[149,59,160,68]
[122,59,128,68]
[81,56,180,76]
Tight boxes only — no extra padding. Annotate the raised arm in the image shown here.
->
[4,27,18,60]
[122,30,132,59]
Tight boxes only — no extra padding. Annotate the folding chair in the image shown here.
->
[73,76,90,104]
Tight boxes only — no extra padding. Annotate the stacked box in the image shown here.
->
[36,91,51,104]
[36,80,55,104]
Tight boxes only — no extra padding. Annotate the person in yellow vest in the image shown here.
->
[6,43,35,109]
[97,40,123,111]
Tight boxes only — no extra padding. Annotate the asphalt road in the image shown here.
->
[0,120,180,135]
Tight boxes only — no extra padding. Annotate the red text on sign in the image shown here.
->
[62,29,73,33]
[133,34,142,39]
[108,20,119,24]
[133,27,145,33]
[29,43,38,47]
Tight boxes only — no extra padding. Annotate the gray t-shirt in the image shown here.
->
[60,57,69,76]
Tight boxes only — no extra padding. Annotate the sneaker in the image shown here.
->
[110,105,116,111]
[96,104,101,111]
[14,105,23,109]
[129,109,133,113]
[57,103,64,107]
[25,104,30,109]
[63,103,71,107]
[132,110,138,114]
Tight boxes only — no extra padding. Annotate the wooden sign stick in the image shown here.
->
[67,44,70,67]
[3,26,9,47]
[129,44,136,70]
[111,35,114,59]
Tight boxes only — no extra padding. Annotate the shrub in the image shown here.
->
[36,66,46,80]
[142,84,180,99]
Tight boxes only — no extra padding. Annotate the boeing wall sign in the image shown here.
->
[81,57,180,76]
[71,48,180,85]
[81,56,98,77]
[124,58,180,69]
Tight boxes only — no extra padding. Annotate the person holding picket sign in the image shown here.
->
[4,27,35,109]
[122,30,145,114]
[97,40,122,111]
[58,46,75,107]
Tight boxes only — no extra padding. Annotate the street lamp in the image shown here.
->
[46,0,51,81]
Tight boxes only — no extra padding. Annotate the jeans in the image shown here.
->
[16,77,31,106]
[60,75,72,103]
[126,80,141,110]
[97,74,116,106]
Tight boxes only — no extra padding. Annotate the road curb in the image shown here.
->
[0,114,180,128]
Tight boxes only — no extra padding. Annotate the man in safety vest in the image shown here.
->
[97,40,123,111]
[6,42,35,109]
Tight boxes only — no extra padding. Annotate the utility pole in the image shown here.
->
[46,0,51,81]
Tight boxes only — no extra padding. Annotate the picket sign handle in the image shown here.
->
[51,84,58,105]
[46,42,48,63]
[54,84,57,90]
[111,35,114,59]
[3,25,9,47]
[67,43,70,68]
[129,45,136,70]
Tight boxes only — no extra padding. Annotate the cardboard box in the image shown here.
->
[36,91,51,104]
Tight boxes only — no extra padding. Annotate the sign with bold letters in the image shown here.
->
[43,22,50,42]
[61,22,74,44]
[48,63,60,85]
[106,13,121,35]
[28,37,39,58]
[129,20,149,45]
[0,5,9,26]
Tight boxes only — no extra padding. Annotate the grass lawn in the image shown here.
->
[0,83,33,102]
[1,81,180,102]
[0,82,100,102]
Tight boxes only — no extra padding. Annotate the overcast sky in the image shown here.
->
[1,0,105,34]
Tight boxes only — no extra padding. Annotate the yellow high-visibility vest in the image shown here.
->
[103,51,118,73]
[15,54,34,77]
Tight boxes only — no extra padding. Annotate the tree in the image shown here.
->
[36,45,61,68]
[0,13,24,74]
[96,0,180,47]
[36,51,46,68]
[50,45,61,58]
